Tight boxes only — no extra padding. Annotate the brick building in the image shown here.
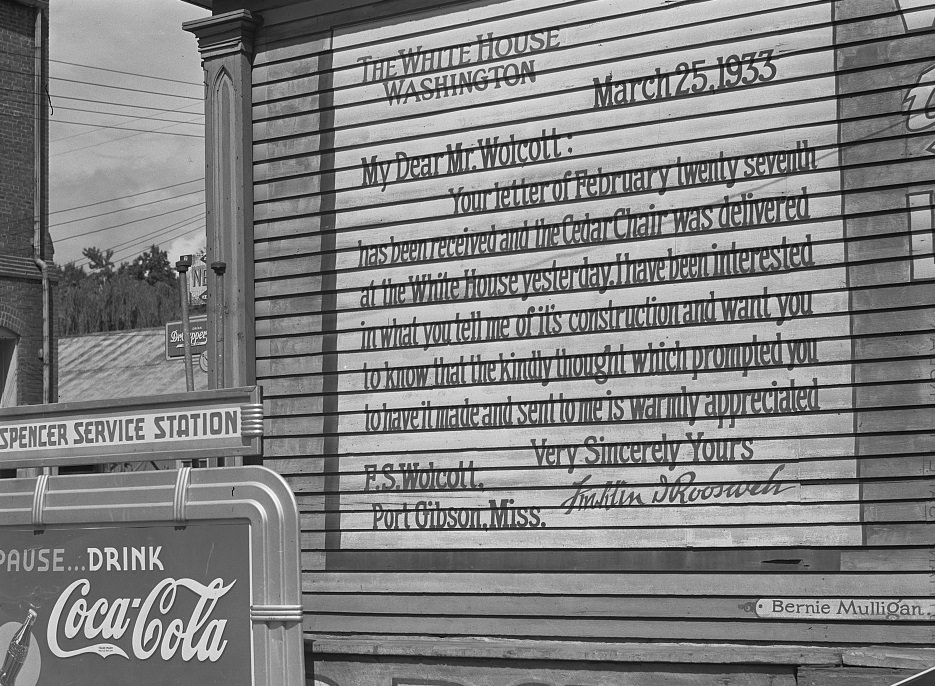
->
[0,0,54,408]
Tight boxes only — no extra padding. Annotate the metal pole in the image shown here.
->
[176,256,195,392]
[211,261,227,389]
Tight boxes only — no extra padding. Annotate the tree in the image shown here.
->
[82,247,115,280]
[54,245,182,336]
[119,245,175,285]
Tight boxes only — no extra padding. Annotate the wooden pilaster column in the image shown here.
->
[184,11,259,390]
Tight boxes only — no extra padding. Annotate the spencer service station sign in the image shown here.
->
[0,387,263,469]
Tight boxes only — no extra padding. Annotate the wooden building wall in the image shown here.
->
[242,0,935,682]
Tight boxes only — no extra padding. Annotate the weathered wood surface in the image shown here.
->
[248,0,935,657]
[312,655,798,686]
[797,667,920,686]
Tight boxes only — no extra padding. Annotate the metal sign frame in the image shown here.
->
[0,466,304,686]
[0,386,263,469]
[165,315,210,360]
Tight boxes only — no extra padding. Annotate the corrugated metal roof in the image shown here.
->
[58,328,200,402]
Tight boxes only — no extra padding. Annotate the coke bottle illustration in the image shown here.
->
[0,609,37,686]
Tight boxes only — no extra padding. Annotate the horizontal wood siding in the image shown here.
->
[249,0,935,661]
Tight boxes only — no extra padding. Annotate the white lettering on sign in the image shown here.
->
[0,547,65,572]
[87,546,164,573]
[47,577,235,662]
[169,329,208,347]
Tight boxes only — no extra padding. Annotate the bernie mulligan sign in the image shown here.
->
[0,387,263,469]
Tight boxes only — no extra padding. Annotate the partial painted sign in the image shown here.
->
[187,253,208,306]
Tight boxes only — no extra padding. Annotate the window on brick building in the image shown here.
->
[0,328,17,408]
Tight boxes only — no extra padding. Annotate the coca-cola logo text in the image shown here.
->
[47,577,236,663]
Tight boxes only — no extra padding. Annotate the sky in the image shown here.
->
[49,0,210,269]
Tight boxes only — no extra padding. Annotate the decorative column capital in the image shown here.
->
[183,10,260,61]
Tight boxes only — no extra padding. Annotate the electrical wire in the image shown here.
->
[54,201,205,242]
[51,188,205,228]
[0,45,203,87]
[109,222,205,264]
[52,103,205,151]
[0,179,206,232]
[70,213,206,268]
[52,61,202,88]
[0,86,204,116]
[48,118,204,137]
[52,104,203,124]
[51,178,204,215]
[4,97,204,126]
[72,218,204,267]
[70,226,205,269]
[50,74,203,101]
[53,93,203,114]
[0,65,203,101]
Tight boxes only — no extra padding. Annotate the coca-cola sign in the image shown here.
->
[0,523,250,686]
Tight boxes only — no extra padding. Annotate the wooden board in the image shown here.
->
[303,0,866,550]
[245,0,935,659]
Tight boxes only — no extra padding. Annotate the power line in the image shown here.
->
[0,85,204,135]
[51,188,205,228]
[72,212,205,266]
[109,221,205,264]
[78,223,206,269]
[53,94,203,114]
[115,212,206,252]
[52,103,205,150]
[0,179,205,232]
[0,65,204,101]
[54,105,204,125]
[54,201,205,242]
[51,178,204,215]
[49,75,204,101]
[49,118,204,138]
[0,45,203,87]
[0,86,204,116]
[71,223,205,269]
[52,61,202,88]
[71,212,206,268]
[70,210,205,259]
[4,98,204,125]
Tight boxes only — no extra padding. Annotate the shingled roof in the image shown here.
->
[58,327,199,402]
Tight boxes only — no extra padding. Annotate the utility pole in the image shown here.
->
[176,256,195,392]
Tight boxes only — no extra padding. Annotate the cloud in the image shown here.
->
[49,0,209,266]
[168,232,207,265]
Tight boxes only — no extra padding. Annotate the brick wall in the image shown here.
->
[0,0,53,407]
